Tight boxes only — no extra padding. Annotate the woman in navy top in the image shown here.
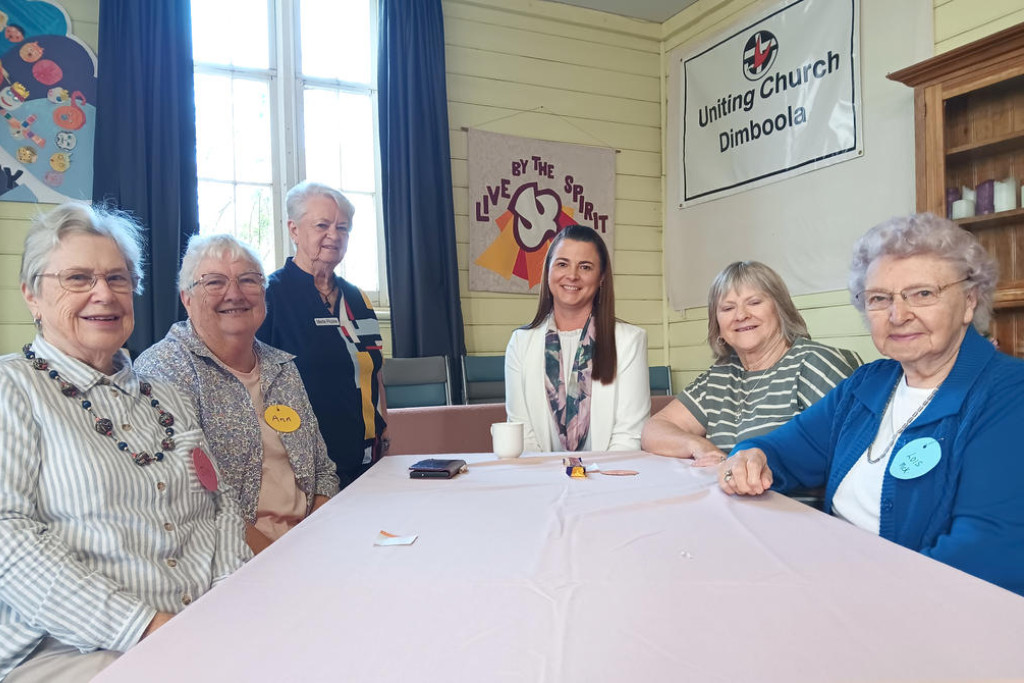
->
[257,182,387,487]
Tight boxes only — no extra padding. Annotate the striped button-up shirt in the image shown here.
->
[0,336,251,679]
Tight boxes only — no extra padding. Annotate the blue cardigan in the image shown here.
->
[736,327,1024,596]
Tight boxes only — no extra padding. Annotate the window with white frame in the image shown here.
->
[190,0,386,303]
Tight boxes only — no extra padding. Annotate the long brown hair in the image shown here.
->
[525,225,617,384]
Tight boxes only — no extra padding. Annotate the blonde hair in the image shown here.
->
[706,261,809,363]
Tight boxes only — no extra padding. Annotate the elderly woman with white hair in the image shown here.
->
[719,213,1024,596]
[0,204,249,681]
[136,234,339,555]
[256,181,387,488]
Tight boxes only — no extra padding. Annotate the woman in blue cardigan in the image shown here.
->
[719,213,1024,596]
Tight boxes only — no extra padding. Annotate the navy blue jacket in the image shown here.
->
[257,258,384,485]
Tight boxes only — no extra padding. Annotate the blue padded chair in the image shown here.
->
[382,355,452,408]
[649,365,673,396]
[461,355,505,405]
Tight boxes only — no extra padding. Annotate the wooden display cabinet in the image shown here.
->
[889,22,1024,357]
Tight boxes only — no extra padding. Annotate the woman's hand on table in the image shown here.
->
[691,443,729,468]
[719,448,773,495]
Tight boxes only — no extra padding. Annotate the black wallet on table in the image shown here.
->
[409,458,467,479]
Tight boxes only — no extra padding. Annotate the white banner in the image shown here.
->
[680,0,861,205]
[468,129,615,294]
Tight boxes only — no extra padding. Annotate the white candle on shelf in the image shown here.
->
[951,199,976,219]
[994,177,1018,212]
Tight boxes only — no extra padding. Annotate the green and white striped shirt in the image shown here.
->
[679,337,861,452]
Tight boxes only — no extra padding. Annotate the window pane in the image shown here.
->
[194,74,236,180]
[232,184,276,271]
[197,181,275,274]
[303,88,375,193]
[300,0,371,84]
[195,76,273,184]
[338,191,378,292]
[192,0,271,69]
[197,180,236,233]
[230,80,274,184]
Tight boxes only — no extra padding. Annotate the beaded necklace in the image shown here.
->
[23,344,176,466]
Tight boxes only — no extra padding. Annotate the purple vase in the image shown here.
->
[976,179,995,215]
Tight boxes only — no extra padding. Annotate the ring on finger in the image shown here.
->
[723,468,733,483]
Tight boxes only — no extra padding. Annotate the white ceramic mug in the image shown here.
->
[491,421,524,459]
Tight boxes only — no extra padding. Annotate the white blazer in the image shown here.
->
[505,318,650,452]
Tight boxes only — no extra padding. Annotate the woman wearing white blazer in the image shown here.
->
[505,225,650,452]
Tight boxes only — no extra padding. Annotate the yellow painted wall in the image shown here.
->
[934,0,1024,53]
[0,0,98,353]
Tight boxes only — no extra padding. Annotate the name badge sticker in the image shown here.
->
[315,317,340,327]
[264,404,301,433]
[889,437,941,480]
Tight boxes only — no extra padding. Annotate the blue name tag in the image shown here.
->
[889,437,941,480]
[314,317,340,327]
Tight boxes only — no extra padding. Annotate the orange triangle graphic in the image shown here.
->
[475,221,521,280]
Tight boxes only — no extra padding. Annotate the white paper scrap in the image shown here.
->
[375,530,418,546]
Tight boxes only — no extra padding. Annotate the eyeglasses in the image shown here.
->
[189,272,266,296]
[38,269,139,293]
[856,277,970,311]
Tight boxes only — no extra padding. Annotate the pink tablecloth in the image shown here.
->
[96,451,1024,682]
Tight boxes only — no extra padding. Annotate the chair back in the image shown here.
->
[383,355,451,408]
[649,365,673,396]
[461,355,505,404]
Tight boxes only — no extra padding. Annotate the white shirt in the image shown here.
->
[833,375,935,533]
[0,336,250,678]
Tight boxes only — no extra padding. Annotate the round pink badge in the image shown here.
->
[191,447,218,491]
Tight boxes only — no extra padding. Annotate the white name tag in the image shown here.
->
[314,317,340,327]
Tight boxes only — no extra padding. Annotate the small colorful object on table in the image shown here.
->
[563,456,586,478]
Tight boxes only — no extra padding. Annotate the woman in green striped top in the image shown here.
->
[641,261,861,463]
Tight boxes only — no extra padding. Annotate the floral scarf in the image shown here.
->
[543,315,596,451]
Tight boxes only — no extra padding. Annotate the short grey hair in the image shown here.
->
[178,233,265,293]
[20,202,145,297]
[285,181,355,223]
[707,261,810,363]
[848,213,998,332]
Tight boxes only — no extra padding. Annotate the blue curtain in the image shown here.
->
[93,0,198,356]
[377,0,466,399]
